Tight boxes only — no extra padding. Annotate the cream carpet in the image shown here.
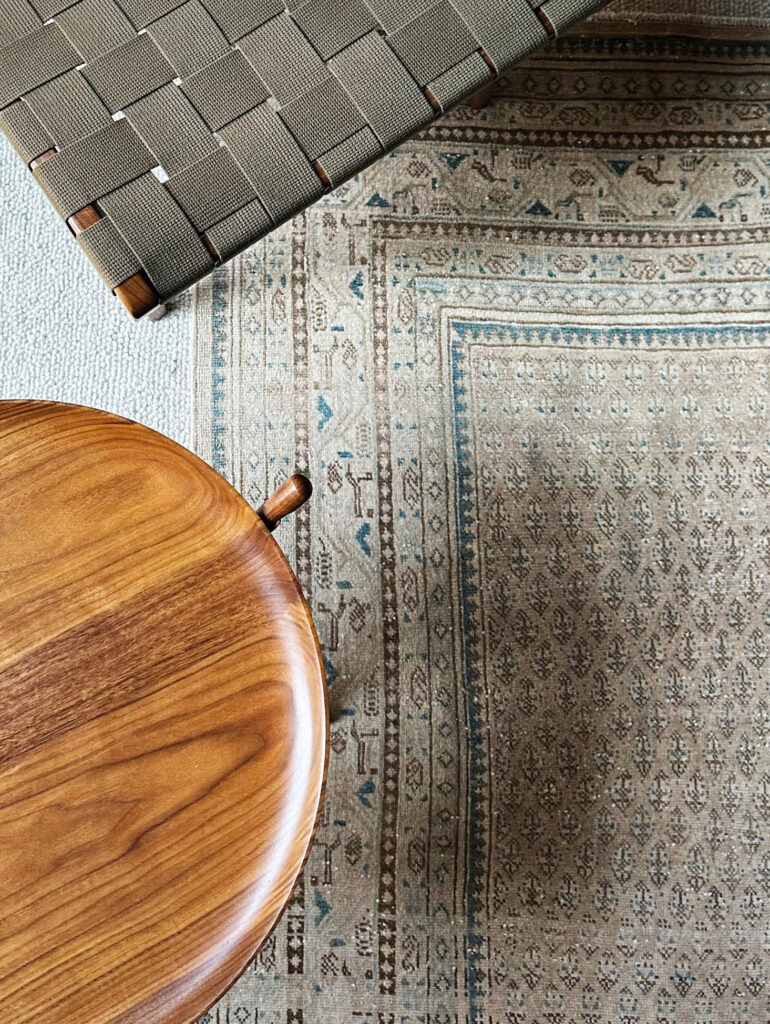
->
[0,139,189,445]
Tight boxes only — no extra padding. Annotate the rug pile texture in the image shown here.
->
[193,4,770,1020]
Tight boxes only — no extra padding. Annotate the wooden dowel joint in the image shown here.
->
[257,474,313,532]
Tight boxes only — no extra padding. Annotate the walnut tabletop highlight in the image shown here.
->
[0,401,327,1024]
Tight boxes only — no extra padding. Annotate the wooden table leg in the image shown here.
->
[468,83,496,109]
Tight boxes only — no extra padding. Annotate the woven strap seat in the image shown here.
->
[0,0,608,316]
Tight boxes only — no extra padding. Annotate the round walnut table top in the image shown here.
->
[0,401,327,1024]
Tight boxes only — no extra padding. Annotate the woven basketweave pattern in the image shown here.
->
[0,0,608,311]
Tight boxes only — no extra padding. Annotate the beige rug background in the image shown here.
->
[193,4,770,1021]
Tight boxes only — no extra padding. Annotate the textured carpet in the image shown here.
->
[192,6,770,1022]
[0,138,189,445]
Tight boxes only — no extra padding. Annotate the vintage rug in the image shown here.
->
[192,5,770,1022]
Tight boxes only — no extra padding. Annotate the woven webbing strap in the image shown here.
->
[0,0,609,307]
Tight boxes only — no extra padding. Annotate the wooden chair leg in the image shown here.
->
[29,148,163,321]
[468,82,496,109]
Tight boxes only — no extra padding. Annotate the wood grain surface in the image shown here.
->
[0,401,327,1024]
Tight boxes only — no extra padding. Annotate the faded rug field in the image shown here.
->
[192,6,770,1022]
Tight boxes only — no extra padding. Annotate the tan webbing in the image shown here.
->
[0,0,610,304]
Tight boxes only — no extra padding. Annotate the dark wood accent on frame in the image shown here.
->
[468,83,496,109]
[470,12,555,110]
[0,401,327,1024]
[535,6,556,35]
[28,150,161,319]
[113,271,161,319]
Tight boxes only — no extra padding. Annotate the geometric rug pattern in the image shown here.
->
[192,6,770,1020]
